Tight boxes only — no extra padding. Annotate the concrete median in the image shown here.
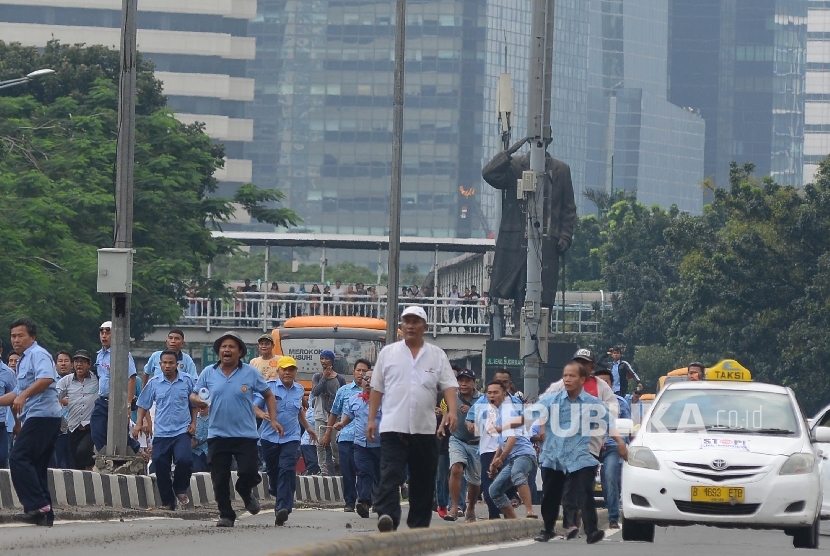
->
[269,510,610,556]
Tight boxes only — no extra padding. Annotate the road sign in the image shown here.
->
[485,357,525,367]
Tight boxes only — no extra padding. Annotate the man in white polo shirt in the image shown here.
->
[367,306,458,532]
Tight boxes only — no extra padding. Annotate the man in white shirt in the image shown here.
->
[330,281,345,316]
[367,306,458,532]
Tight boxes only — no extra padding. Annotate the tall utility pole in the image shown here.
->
[107,0,138,458]
[521,0,556,400]
[386,0,406,345]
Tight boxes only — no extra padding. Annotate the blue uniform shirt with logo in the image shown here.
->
[16,341,61,421]
[603,394,630,449]
[344,392,381,448]
[0,362,17,424]
[137,372,195,438]
[144,350,198,380]
[95,347,137,398]
[194,362,268,440]
[255,379,304,444]
[329,380,363,442]
[537,389,607,473]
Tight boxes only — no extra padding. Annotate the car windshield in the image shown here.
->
[646,388,799,435]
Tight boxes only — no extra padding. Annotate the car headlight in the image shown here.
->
[779,453,815,475]
[628,446,660,470]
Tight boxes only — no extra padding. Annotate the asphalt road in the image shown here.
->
[0,504,470,556]
[431,522,830,556]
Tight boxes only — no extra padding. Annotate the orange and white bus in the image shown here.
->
[269,316,389,393]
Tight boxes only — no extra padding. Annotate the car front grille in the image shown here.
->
[674,500,760,516]
[672,461,765,482]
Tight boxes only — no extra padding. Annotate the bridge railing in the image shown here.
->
[177,292,612,337]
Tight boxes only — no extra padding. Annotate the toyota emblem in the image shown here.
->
[710,459,728,471]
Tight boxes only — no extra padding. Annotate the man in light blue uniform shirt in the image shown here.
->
[0,318,61,526]
[533,361,626,545]
[254,355,315,526]
[335,369,381,520]
[484,380,537,520]
[0,342,17,468]
[91,321,141,453]
[134,349,197,511]
[323,358,368,512]
[190,331,281,528]
[142,329,197,382]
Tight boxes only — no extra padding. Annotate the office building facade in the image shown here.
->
[0,0,258,224]
[669,0,807,190]
[806,1,830,182]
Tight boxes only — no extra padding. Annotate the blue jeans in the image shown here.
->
[435,453,449,508]
[489,455,535,510]
[353,444,381,504]
[152,433,193,508]
[338,440,357,508]
[261,439,300,513]
[600,447,622,522]
[90,397,141,453]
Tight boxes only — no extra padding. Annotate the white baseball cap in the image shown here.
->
[100,321,113,330]
[400,306,428,322]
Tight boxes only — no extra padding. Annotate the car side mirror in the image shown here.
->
[813,426,830,443]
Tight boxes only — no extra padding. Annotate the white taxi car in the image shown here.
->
[621,361,830,548]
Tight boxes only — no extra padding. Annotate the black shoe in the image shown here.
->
[244,494,261,515]
[400,484,409,500]
[14,510,52,526]
[566,527,580,540]
[344,505,355,513]
[37,513,54,527]
[586,530,605,544]
[534,529,553,542]
[355,502,370,518]
[377,514,394,532]
[275,508,289,526]
[216,517,234,527]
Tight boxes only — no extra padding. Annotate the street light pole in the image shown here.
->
[521,0,556,400]
[105,0,138,459]
[0,69,55,90]
[386,0,407,345]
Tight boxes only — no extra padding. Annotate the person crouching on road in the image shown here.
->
[533,361,628,545]
[133,349,197,510]
[334,369,381,519]
[254,356,315,527]
[485,380,537,519]
[190,331,282,528]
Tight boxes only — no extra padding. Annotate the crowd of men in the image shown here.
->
[0,309,649,543]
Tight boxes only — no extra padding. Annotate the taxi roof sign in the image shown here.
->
[705,359,752,382]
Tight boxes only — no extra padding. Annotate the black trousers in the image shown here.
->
[539,466,599,536]
[10,417,61,514]
[374,432,438,529]
[208,437,261,521]
[68,427,94,469]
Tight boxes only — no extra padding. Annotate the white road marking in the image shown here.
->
[428,539,535,556]
[0,516,176,528]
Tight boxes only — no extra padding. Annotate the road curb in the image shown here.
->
[0,469,344,510]
[270,510,609,556]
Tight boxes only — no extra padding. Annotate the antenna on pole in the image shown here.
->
[497,32,514,151]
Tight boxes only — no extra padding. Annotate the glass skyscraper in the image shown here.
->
[669,0,807,190]
[248,0,488,240]
[481,0,705,217]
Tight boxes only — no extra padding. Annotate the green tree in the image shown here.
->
[0,41,297,349]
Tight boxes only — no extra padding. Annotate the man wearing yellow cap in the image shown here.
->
[253,356,317,526]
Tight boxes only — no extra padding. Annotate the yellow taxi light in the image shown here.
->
[705,359,752,382]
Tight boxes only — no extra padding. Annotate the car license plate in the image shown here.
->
[690,486,745,503]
